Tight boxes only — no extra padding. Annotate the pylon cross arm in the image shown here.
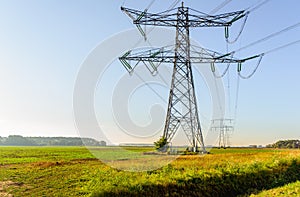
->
[121,6,178,27]
[121,6,246,28]
[119,46,248,74]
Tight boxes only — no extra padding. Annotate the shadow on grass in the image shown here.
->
[92,159,299,197]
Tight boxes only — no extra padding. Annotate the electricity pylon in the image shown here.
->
[210,119,234,148]
[119,2,258,152]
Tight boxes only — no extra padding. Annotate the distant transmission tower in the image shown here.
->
[210,119,234,148]
[119,2,259,152]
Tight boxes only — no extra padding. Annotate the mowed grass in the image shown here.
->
[0,146,95,165]
[0,146,299,196]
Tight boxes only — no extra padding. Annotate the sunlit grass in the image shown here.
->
[251,181,300,197]
[0,146,94,165]
[0,146,299,196]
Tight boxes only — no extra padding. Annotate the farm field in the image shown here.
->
[0,146,299,197]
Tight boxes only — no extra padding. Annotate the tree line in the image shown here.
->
[0,135,106,146]
[266,139,300,149]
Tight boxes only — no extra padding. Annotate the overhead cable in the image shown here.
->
[247,0,272,13]
[236,22,300,53]
[209,0,233,15]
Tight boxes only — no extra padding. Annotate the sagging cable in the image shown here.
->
[238,53,264,79]
[226,11,249,44]
[212,52,235,78]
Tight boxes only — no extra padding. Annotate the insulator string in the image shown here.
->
[213,63,230,78]
[212,52,235,78]
[238,54,264,79]
[125,0,180,50]
[226,12,249,44]
[237,40,300,80]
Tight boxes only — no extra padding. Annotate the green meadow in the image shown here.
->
[0,146,299,196]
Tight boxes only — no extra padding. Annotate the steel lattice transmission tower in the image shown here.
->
[211,119,234,148]
[119,2,255,152]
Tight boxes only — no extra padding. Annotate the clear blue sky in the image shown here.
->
[0,0,299,146]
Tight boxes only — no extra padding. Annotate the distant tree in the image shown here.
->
[81,138,106,146]
[5,135,37,146]
[266,144,272,148]
[0,136,106,147]
[0,136,4,145]
[99,141,106,146]
[267,139,300,149]
[154,136,167,151]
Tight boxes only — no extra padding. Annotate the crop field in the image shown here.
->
[0,146,299,197]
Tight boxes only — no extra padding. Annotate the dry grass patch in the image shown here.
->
[0,181,25,197]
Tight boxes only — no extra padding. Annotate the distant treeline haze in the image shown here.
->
[267,140,300,149]
[0,135,106,146]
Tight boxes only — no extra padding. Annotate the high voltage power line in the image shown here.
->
[119,1,260,152]
[118,0,300,150]
[235,21,300,54]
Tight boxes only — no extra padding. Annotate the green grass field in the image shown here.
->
[0,146,299,196]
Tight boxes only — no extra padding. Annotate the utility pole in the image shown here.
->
[119,2,257,152]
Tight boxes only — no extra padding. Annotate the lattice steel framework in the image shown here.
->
[164,6,204,152]
[119,3,255,152]
[211,119,234,148]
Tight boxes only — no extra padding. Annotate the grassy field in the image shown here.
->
[251,181,300,197]
[0,146,299,196]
